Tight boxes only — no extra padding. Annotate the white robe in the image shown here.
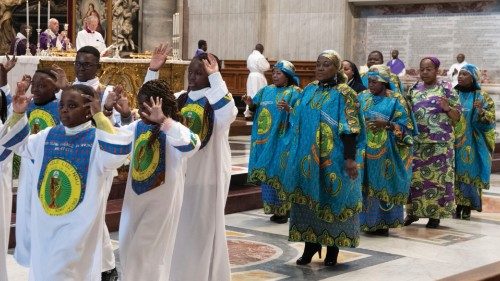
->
[170,72,238,281]
[0,114,31,281]
[447,61,468,87]
[3,117,132,281]
[119,120,200,281]
[0,87,13,281]
[75,30,106,53]
[245,50,270,117]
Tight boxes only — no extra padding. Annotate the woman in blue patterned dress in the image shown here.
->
[245,60,301,224]
[281,50,364,267]
[454,64,495,220]
[404,57,462,228]
[358,65,414,236]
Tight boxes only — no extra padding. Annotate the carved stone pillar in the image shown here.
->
[141,0,176,52]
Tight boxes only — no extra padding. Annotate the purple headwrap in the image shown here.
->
[421,57,440,68]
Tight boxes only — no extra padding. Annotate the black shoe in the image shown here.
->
[296,242,322,265]
[455,205,463,219]
[426,218,440,228]
[365,229,389,237]
[462,206,471,220]
[404,215,419,226]
[102,268,118,281]
[324,246,339,266]
[272,215,288,224]
[270,215,277,222]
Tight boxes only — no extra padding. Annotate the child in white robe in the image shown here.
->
[1,83,132,281]
[118,80,200,281]
[169,53,237,281]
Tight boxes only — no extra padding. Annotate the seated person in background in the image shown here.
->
[40,18,71,51]
[76,15,108,56]
[9,24,36,56]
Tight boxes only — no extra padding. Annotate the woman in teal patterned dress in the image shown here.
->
[454,64,495,220]
[245,60,301,224]
[404,57,462,228]
[358,65,414,236]
[282,50,364,266]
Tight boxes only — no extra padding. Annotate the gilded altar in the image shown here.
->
[38,57,189,106]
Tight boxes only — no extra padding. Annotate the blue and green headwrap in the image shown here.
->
[460,64,481,90]
[367,64,391,84]
[274,60,300,86]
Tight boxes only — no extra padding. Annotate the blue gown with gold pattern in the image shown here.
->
[357,91,414,231]
[281,81,365,247]
[247,84,301,215]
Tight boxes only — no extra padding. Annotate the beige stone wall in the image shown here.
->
[184,0,352,61]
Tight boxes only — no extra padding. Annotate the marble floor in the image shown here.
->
[5,135,500,280]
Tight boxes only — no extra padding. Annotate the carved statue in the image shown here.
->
[0,0,21,54]
[112,0,139,51]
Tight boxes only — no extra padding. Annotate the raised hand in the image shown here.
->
[2,55,17,72]
[140,96,168,124]
[242,94,253,106]
[82,88,102,118]
[12,81,32,114]
[149,43,172,71]
[104,89,118,110]
[50,64,70,89]
[113,87,131,117]
[202,53,219,75]
[368,119,388,131]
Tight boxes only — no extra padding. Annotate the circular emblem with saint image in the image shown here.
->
[132,131,161,181]
[39,159,82,216]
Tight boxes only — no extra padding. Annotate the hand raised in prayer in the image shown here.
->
[202,53,219,75]
[1,55,17,72]
[0,55,17,87]
[112,86,131,118]
[141,96,168,125]
[104,89,118,110]
[242,94,253,106]
[344,159,358,180]
[277,100,291,112]
[12,81,32,114]
[82,88,102,118]
[149,43,172,71]
[50,64,70,90]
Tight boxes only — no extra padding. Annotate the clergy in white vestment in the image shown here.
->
[245,43,270,118]
[447,53,467,87]
[76,15,107,54]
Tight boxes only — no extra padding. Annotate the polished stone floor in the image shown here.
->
[5,135,500,280]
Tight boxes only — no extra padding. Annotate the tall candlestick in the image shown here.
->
[37,1,40,29]
[26,0,29,27]
[47,0,50,23]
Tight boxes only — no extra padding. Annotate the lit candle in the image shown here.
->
[37,1,40,29]
[47,0,50,23]
[26,0,29,27]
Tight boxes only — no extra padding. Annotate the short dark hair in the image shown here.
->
[198,40,207,49]
[369,50,384,61]
[77,46,101,62]
[66,84,96,101]
[255,44,264,53]
[34,68,57,80]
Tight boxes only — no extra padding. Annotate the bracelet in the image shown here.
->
[104,105,113,112]
[444,107,452,113]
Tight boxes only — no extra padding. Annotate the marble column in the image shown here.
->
[141,0,176,52]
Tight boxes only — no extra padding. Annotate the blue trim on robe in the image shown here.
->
[211,93,233,110]
[3,124,29,148]
[0,148,12,161]
[174,133,199,152]
[98,140,132,155]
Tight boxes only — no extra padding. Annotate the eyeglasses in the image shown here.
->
[74,61,97,70]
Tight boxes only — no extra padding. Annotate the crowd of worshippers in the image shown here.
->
[0,44,494,281]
